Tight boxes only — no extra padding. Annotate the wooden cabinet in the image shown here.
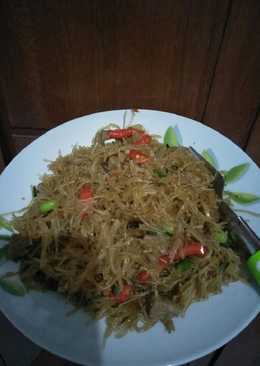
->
[246,114,260,165]
[0,146,4,172]
[1,0,229,131]
[1,0,259,165]
[203,0,260,147]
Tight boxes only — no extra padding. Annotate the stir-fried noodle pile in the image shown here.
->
[9,125,241,337]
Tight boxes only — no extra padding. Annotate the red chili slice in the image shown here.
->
[158,255,171,268]
[107,284,132,303]
[117,284,132,303]
[128,149,150,164]
[79,184,93,201]
[107,128,134,139]
[80,211,89,220]
[133,134,152,145]
[137,270,151,283]
[173,243,207,261]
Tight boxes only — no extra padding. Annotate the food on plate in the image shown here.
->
[6,124,242,338]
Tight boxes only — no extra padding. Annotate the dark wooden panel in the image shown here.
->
[203,0,260,147]
[246,114,260,166]
[214,315,260,366]
[12,132,41,153]
[0,146,4,172]
[0,93,16,162]
[1,0,229,130]
[96,0,229,119]
[0,0,101,130]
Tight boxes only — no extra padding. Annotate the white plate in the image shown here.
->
[0,109,260,366]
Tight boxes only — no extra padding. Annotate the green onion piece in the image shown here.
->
[214,230,228,244]
[0,216,14,233]
[233,209,260,218]
[219,263,227,272]
[225,191,260,204]
[201,149,217,168]
[176,259,192,271]
[164,127,179,147]
[0,235,11,241]
[163,226,174,236]
[39,200,57,214]
[111,284,120,295]
[153,169,167,178]
[32,185,38,198]
[0,245,9,261]
[148,226,174,236]
[224,163,250,185]
[0,278,26,296]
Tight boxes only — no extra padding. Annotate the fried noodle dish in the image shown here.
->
[9,124,242,338]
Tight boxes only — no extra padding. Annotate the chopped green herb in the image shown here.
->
[225,191,260,204]
[153,169,167,178]
[0,278,26,296]
[0,216,14,233]
[176,259,192,271]
[163,226,174,236]
[164,127,179,147]
[0,234,11,241]
[224,163,250,185]
[214,230,228,244]
[111,284,120,295]
[0,245,9,261]
[148,226,174,236]
[39,200,57,214]
[202,149,217,168]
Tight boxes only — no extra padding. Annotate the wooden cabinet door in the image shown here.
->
[1,0,229,153]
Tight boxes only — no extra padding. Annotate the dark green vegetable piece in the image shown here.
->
[0,216,14,232]
[176,259,192,271]
[153,169,167,178]
[111,284,120,295]
[32,185,39,198]
[219,263,228,272]
[214,230,228,244]
[0,234,11,241]
[0,278,26,296]
[0,245,9,261]
[39,200,57,214]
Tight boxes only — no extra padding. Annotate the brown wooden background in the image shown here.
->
[0,0,260,365]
